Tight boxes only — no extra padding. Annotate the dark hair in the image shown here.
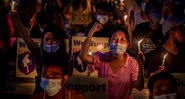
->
[163,24,184,43]
[135,0,142,4]
[145,1,162,15]
[111,26,130,43]
[41,24,68,73]
[41,24,67,53]
[41,24,66,61]
[95,2,112,13]
[72,0,87,11]
[147,72,177,94]
[30,24,42,38]
[33,12,44,26]
[42,24,66,40]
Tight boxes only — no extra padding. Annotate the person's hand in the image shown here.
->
[158,65,166,71]
[150,65,166,76]
[90,22,103,33]
[136,52,145,66]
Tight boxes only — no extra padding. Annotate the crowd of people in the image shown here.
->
[0,0,185,99]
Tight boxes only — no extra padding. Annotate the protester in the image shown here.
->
[39,0,68,30]
[145,17,185,77]
[65,0,92,36]
[79,22,144,98]
[128,1,163,58]
[85,1,114,37]
[10,13,69,98]
[128,0,149,32]
[148,72,178,99]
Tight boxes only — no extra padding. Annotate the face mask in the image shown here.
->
[110,43,127,57]
[96,15,109,24]
[40,77,62,96]
[154,93,177,99]
[43,44,59,53]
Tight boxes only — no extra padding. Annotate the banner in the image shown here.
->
[71,36,109,76]
[65,76,108,99]
[16,38,41,95]
[16,38,40,78]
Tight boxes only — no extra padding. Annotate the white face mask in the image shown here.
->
[96,15,109,24]
[110,43,127,57]
[43,44,59,53]
[40,77,62,96]
[154,93,177,99]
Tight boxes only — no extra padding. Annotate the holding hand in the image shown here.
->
[136,52,145,66]
[89,22,103,34]
[158,65,166,71]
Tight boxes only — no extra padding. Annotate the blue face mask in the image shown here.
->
[43,44,59,53]
[110,43,127,57]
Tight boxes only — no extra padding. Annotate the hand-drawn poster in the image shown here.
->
[16,38,41,95]
[71,36,109,77]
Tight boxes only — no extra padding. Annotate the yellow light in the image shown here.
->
[138,38,144,52]
[162,52,168,66]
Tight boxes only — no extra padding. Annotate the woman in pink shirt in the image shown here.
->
[79,22,144,99]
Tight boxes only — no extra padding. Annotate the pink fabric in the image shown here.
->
[88,51,139,99]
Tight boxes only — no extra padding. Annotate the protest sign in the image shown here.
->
[16,38,40,95]
[71,36,109,77]
[65,76,108,99]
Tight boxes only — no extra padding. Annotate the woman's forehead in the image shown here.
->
[44,32,54,37]
[45,66,62,72]
[112,31,126,38]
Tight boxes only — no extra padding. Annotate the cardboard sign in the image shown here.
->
[71,36,109,76]
[16,38,41,95]
[16,38,40,78]
[65,76,108,99]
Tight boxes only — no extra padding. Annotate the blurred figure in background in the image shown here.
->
[145,17,185,77]
[85,1,114,37]
[128,1,163,59]
[10,12,69,98]
[0,0,16,94]
[128,0,149,32]
[148,72,178,99]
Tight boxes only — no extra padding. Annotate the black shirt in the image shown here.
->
[145,46,185,77]
[128,22,163,58]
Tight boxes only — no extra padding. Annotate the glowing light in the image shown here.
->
[88,51,93,56]
[120,0,124,2]
[124,15,128,21]
[162,52,168,66]
[138,38,144,52]
[97,44,103,49]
